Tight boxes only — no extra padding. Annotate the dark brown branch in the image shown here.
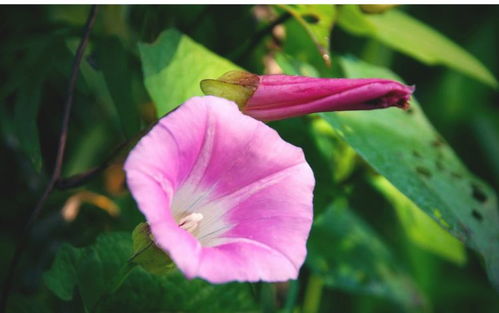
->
[55,124,150,190]
[0,6,98,312]
[55,140,129,190]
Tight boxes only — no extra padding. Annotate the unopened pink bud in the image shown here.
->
[201,71,414,121]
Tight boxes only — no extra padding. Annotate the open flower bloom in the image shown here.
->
[201,71,414,121]
[124,96,315,283]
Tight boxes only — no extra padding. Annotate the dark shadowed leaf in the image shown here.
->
[99,269,257,313]
[307,200,426,309]
[44,232,257,313]
[97,36,140,138]
[44,232,131,310]
[14,81,42,172]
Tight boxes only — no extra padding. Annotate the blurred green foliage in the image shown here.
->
[1,4,498,313]
[337,5,498,88]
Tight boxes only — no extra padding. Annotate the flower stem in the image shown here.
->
[260,283,277,313]
[302,274,325,313]
[283,280,300,313]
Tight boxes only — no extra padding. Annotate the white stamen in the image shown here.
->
[178,212,204,233]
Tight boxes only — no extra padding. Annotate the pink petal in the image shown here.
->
[124,96,315,282]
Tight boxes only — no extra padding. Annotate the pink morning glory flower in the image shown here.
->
[124,96,315,283]
[201,71,414,121]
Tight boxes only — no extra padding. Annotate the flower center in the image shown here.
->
[178,212,204,233]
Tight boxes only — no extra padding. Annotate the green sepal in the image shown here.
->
[131,223,175,275]
[200,70,259,106]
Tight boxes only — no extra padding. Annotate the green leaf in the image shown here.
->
[43,243,83,301]
[372,175,466,265]
[44,232,132,310]
[4,38,56,173]
[337,6,498,88]
[138,28,240,117]
[14,81,42,172]
[336,5,376,35]
[278,5,336,65]
[44,232,257,313]
[99,269,257,313]
[321,56,499,290]
[307,200,426,308]
[96,36,140,138]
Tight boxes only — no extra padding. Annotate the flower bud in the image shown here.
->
[201,71,414,121]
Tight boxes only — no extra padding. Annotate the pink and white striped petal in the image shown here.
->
[124,96,315,283]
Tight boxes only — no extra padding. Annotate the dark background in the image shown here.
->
[0,5,498,313]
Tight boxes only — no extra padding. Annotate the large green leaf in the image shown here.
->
[307,200,426,309]
[44,232,132,310]
[337,6,498,88]
[372,175,466,265]
[44,232,257,313]
[138,28,241,117]
[3,35,63,173]
[320,56,499,289]
[278,5,336,65]
[99,269,257,313]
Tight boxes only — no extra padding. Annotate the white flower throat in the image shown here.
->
[178,212,204,233]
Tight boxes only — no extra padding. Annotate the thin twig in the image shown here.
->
[56,140,129,190]
[0,6,98,312]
